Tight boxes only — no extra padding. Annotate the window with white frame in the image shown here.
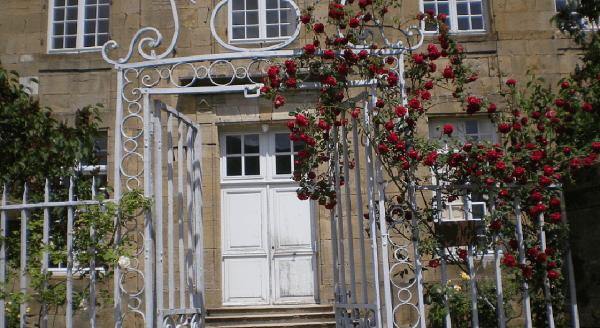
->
[274,133,305,175]
[428,117,496,145]
[421,0,486,33]
[224,134,261,177]
[49,0,110,51]
[229,0,297,43]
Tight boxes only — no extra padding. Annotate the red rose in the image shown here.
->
[285,78,297,88]
[412,53,425,65]
[318,119,330,131]
[592,142,600,153]
[582,102,593,113]
[506,78,517,87]
[499,189,509,198]
[466,96,482,114]
[408,98,421,109]
[536,252,547,263]
[437,13,448,22]
[386,56,395,65]
[351,108,361,119]
[561,81,570,89]
[490,219,502,231]
[336,63,348,75]
[395,106,407,117]
[543,165,554,176]
[443,123,454,136]
[300,14,311,24]
[407,148,419,159]
[442,66,454,79]
[274,94,286,108]
[313,23,324,33]
[295,113,309,126]
[549,212,561,223]
[378,143,389,153]
[323,75,337,86]
[376,99,385,108]
[547,270,560,280]
[498,122,511,133]
[420,90,431,100]
[358,50,369,59]
[424,80,434,90]
[539,175,552,187]
[428,259,440,268]
[260,86,271,94]
[487,103,497,113]
[530,150,544,162]
[502,254,517,268]
[387,72,398,86]
[549,197,561,207]
[322,49,335,59]
[563,146,572,155]
[513,166,525,177]
[429,62,437,72]
[349,17,360,28]
[427,43,441,60]
[303,44,316,55]
[495,161,507,171]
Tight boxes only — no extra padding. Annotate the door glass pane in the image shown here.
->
[246,26,259,38]
[276,155,291,174]
[84,34,95,47]
[246,0,258,9]
[232,12,245,25]
[226,135,242,154]
[245,156,260,175]
[67,7,78,20]
[266,0,278,9]
[65,36,77,48]
[86,6,97,19]
[244,134,260,154]
[246,11,259,24]
[232,0,244,10]
[293,140,306,152]
[275,134,291,152]
[54,8,65,21]
[227,157,242,176]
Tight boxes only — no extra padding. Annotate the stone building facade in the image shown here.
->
[0,0,588,326]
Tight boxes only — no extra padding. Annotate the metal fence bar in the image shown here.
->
[341,114,358,309]
[514,196,533,327]
[538,213,555,328]
[351,117,369,306]
[489,195,506,328]
[559,191,580,328]
[407,175,426,328]
[192,128,205,308]
[113,68,123,327]
[362,100,383,328]
[332,126,348,307]
[177,119,186,308]
[167,113,176,309]
[434,187,451,328]
[464,190,479,328]
[373,126,393,328]
[0,186,6,328]
[143,94,155,328]
[66,178,75,328]
[186,127,195,306]
[42,180,50,328]
[154,104,165,314]
[19,184,29,328]
[90,177,97,328]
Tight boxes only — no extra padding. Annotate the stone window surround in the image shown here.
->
[227,0,296,44]
[420,0,488,34]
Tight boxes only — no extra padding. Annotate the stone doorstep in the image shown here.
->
[205,304,335,327]
[206,304,333,316]
[211,322,336,328]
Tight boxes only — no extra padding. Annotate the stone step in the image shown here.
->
[206,304,333,316]
[206,311,334,324]
[208,321,336,328]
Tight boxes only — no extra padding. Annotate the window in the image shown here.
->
[428,117,496,145]
[274,133,305,175]
[229,0,297,43]
[49,0,110,51]
[80,131,109,190]
[421,0,485,33]
[224,134,261,176]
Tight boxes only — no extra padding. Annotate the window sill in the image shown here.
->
[47,47,103,55]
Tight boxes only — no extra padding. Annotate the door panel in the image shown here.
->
[222,188,269,304]
[270,186,316,304]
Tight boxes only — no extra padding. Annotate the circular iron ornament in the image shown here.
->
[209,0,301,52]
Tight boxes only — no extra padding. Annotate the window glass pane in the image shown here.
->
[84,35,95,47]
[275,134,291,152]
[86,6,97,19]
[266,25,279,37]
[65,36,77,48]
[232,0,244,10]
[280,24,291,36]
[293,140,306,152]
[54,23,65,35]
[245,156,260,175]
[457,2,469,15]
[280,9,292,23]
[465,120,478,134]
[246,11,259,24]
[232,12,245,25]
[98,19,109,33]
[471,16,483,29]
[56,0,65,5]
[66,21,78,34]
[555,0,567,10]
[86,0,98,4]
[226,157,242,176]
[226,135,242,154]
[470,2,482,15]
[67,0,78,5]
[246,26,259,38]
[276,155,292,174]
[457,17,470,30]
[232,26,245,39]
[438,2,450,14]
[53,37,64,49]
[98,5,109,18]
[247,0,258,10]
[67,7,78,20]
[472,204,485,219]
[244,134,260,154]
[266,0,278,9]
[266,10,279,24]
[85,20,96,34]
[54,8,65,21]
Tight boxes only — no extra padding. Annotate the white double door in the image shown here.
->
[221,184,317,305]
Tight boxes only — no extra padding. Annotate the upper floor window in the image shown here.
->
[49,0,110,52]
[421,0,485,33]
[429,117,496,146]
[229,0,297,43]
